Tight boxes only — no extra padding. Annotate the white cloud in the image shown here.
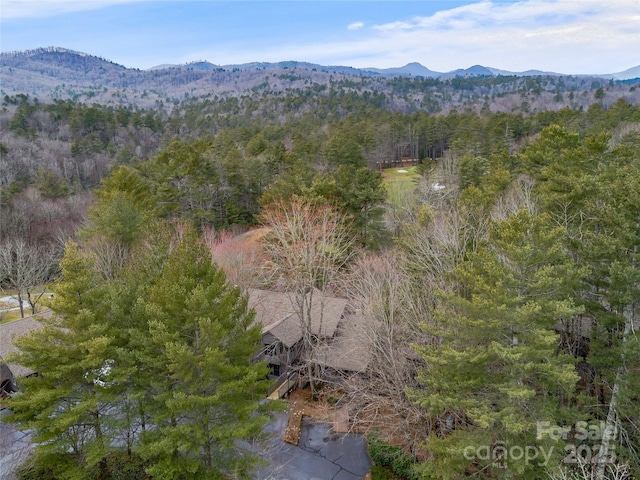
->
[372,20,414,32]
[1,0,148,19]
[5,0,637,74]
[296,0,640,74]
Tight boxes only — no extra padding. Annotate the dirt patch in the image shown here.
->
[286,388,336,422]
[333,406,350,433]
[281,387,357,438]
[234,226,270,245]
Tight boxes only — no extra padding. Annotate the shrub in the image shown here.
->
[370,465,404,480]
[367,432,420,480]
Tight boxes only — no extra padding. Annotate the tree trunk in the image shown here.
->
[595,302,633,480]
[17,292,25,318]
[26,288,46,315]
[94,409,108,480]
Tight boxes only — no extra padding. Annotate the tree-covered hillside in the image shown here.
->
[2,47,639,111]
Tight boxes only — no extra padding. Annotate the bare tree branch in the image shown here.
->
[0,238,58,317]
[260,196,356,394]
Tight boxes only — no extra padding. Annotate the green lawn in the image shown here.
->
[382,166,420,208]
[0,309,24,325]
[381,166,420,181]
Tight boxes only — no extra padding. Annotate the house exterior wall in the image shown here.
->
[0,363,18,398]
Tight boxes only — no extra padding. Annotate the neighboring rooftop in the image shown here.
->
[0,314,45,379]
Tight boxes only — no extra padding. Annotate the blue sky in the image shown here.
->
[1,1,639,74]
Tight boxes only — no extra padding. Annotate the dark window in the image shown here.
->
[268,363,280,377]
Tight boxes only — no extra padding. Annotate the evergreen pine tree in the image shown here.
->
[410,211,584,479]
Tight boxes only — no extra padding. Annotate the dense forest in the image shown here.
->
[1,56,640,479]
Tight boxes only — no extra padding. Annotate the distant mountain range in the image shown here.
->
[1,47,638,110]
[149,56,640,81]
[2,46,639,81]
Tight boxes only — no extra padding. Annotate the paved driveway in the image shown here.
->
[1,408,371,480]
[0,409,33,480]
[255,412,371,480]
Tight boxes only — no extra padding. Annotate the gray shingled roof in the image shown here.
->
[248,289,348,348]
[315,313,371,372]
[0,315,44,378]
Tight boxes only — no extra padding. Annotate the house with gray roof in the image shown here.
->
[0,315,44,399]
[1,292,369,402]
[247,289,363,379]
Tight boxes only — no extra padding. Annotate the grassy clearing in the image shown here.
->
[381,166,420,182]
[382,166,420,209]
[0,309,24,325]
[0,305,52,325]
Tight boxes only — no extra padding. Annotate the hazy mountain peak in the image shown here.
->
[183,60,222,71]
[365,62,440,78]
[613,65,640,81]
[1,46,127,70]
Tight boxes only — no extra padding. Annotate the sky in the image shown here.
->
[1,0,639,74]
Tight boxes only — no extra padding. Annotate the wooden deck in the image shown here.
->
[267,371,299,400]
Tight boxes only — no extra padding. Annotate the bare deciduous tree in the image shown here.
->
[547,455,631,480]
[0,239,57,317]
[260,196,356,394]
[491,173,537,221]
[82,236,130,281]
[339,251,432,451]
[401,200,489,298]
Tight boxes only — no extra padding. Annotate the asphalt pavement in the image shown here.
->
[255,412,371,480]
[0,402,371,480]
[0,409,33,480]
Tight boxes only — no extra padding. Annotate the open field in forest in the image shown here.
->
[0,309,23,325]
[382,166,420,208]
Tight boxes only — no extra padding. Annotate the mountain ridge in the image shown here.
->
[3,47,638,80]
[2,46,639,112]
